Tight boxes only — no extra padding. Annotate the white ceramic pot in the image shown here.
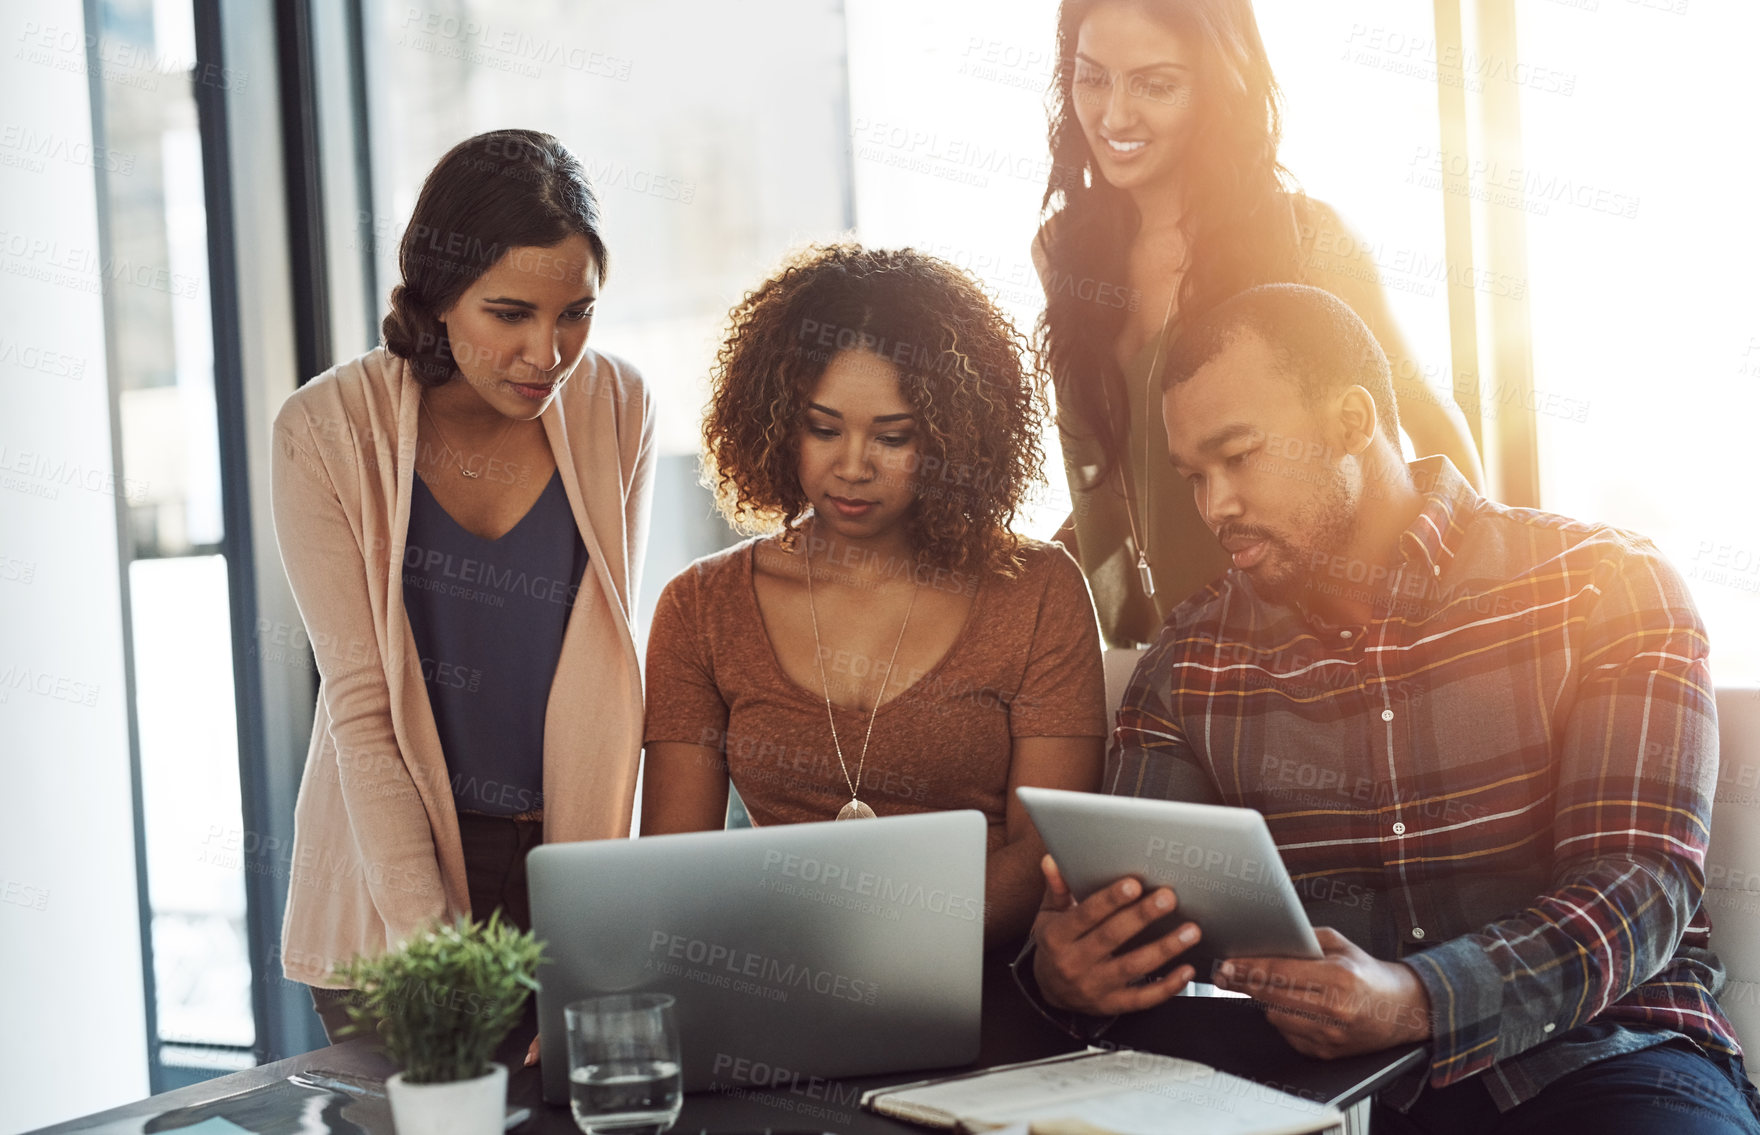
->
[385,1062,507,1135]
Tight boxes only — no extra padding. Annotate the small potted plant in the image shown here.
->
[331,911,545,1135]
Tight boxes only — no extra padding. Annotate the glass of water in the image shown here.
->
[564,994,683,1135]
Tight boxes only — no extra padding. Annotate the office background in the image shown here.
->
[3,0,1757,1130]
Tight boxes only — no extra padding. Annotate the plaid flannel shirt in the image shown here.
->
[1108,456,1738,1110]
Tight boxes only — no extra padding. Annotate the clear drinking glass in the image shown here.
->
[564,994,683,1135]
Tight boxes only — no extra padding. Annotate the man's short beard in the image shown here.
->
[1267,465,1360,603]
[1246,535,1308,601]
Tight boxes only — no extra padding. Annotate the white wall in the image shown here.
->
[0,2,151,1129]
[843,0,1065,536]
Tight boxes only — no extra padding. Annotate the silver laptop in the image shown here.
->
[528,810,986,1101]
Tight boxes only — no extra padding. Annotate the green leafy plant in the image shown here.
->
[329,911,546,1084]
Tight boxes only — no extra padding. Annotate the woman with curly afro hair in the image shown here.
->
[642,244,1107,947]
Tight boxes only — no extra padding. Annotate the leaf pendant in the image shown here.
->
[836,798,877,821]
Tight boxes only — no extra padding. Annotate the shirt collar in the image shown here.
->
[1398,455,1478,579]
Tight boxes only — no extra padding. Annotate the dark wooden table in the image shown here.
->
[35,960,1423,1133]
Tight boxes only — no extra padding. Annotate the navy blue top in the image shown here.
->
[401,468,588,816]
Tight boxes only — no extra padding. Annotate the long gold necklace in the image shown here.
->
[420,395,517,480]
[803,523,919,821]
[1101,281,1179,598]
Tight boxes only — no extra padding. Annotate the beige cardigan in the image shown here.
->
[271,346,653,987]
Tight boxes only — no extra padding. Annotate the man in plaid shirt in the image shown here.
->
[1024,284,1760,1132]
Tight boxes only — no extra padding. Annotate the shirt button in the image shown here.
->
[1381,709,1395,722]
[1340,630,1352,640]
[1543,1023,1556,1034]
[1392,822,1407,836]
[1411,927,1426,940]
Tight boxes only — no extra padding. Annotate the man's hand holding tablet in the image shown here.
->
[1020,787,1380,1031]
[1031,856,1434,1058]
[1213,929,1433,1059]
[1029,854,1202,1015]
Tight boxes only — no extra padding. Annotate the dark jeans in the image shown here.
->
[1374,1040,1760,1135]
[309,813,544,1045]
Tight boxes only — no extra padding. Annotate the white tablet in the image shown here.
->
[1016,786,1322,971]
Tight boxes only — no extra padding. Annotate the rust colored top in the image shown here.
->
[645,538,1108,849]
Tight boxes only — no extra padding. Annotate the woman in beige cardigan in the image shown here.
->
[270,130,654,1042]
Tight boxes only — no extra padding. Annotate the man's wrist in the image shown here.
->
[1011,936,1119,1041]
[1011,937,1077,1028]
[1394,960,1435,1044]
[1029,937,1070,1012]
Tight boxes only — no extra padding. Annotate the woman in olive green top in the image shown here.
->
[1035,0,1486,646]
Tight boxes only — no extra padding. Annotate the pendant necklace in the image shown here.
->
[803,522,919,821]
[420,395,516,480]
[1101,280,1179,599]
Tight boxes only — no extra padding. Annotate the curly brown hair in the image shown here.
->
[704,243,1048,577]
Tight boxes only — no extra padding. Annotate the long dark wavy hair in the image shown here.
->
[1038,0,1302,486]
[382,129,609,387]
[704,243,1047,577]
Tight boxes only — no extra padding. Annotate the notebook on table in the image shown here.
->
[862,1049,1343,1135]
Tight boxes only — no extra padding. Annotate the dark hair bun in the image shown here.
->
[380,129,609,388]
